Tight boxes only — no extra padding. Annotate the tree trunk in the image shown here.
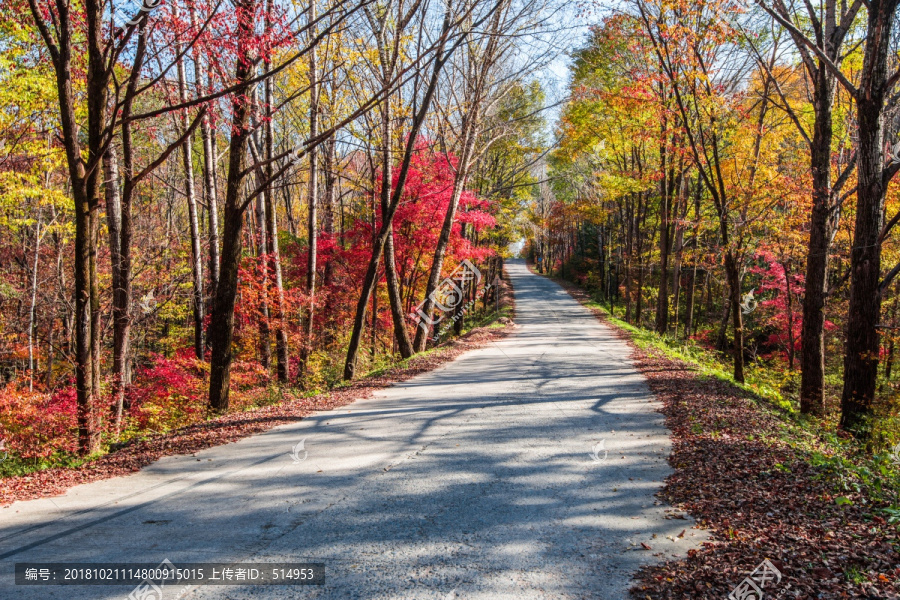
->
[175,15,206,359]
[799,65,836,416]
[655,122,670,334]
[322,137,337,288]
[726,251,745,383]
[378,97,414,358]
[28,210,43,391]
[300,19,319,380]
[839,0,898,436]
[683,179,701,339]
[344,18,452,379]
[188,4,220,306]
[208,0,257,411]
[206,109,221,299]
[104,146,128,433]
[263,23,289,382]
[384,227,413,357]
[684,265,696,339]
[783,261,796,371]
[883,286,898,387]
[255,185,271,369]
[413,118,479,352]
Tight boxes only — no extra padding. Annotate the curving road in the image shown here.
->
[0,259,705,599]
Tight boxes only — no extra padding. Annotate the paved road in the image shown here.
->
[0,259,705,599]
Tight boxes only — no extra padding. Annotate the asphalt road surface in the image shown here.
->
[0,258,706,599]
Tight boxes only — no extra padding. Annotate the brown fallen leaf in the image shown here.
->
[641,542,652,550]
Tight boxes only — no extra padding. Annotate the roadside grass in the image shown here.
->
[585,299,792,411]
[0,452,89,479]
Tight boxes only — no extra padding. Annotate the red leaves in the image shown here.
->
[0,384,78,459]
[0,321,514,507]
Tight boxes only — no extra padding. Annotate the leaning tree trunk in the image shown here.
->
[412,117,478,352]
[343,9,452,380]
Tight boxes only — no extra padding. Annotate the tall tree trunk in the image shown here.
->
[28,209,43,391]
[655,116,670,334]
[413,117,479,352]
[207,106,221,299]
[344,17,452,380]
[379,99,414,358]
[263,17,289,382]
[839,0,898,437]
[322,137,337,289]
[208,0,257,412]
[175,11,206,359]
[104,146,128,433]
[74,183,99,453]
[799,66,836,416]
[189,3,220,305]
[684,178,701,339]
[89,181,101,429]
[300,14,319,380]
[255,182,271,369]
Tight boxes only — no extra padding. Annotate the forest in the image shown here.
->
[536,0,900,452]
[2,0,900,481]
[0,0,551,470]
